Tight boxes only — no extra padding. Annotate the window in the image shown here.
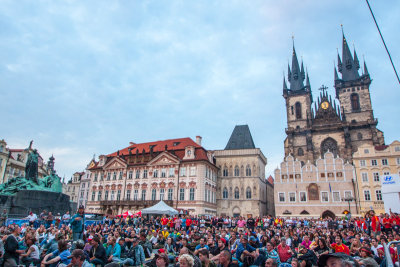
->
[383,171,389,176]
[234,187,239,199]
[117,190,121,200]
[169,168,175,177]
[128,171,133,179]
[161,169,166,178]
[113,172,117,180]
[180,167,186,176]
[82,183,85,188]
[190,188,195,200]
[91,192,95,201]
[298,148,304,156]
[180,188,185,200]
[371,159,377,166]
[204,189,208,202]
[159,188,165,200]
[126,190,131,200]
[97,191,102,201]
[344,191,352,199]
[397,158,400,165]
[300,192,307,202]
[332,191,340,202]
[364,190,371,201]
[94,173,98,182]
[295,102,302,119]
[223,187,228,199]
[357,132,363,140]
[133,189,138,200]
[100,173,104,181]
[110,190,115,200]
[395,146,400,152]
[119,171,123,180]
[373,173,380,182]
[168,188,173,200]
[321,192,329,202]
[360,160,366,167]
[362,173,368,182]
[382,159,388,166]
[279,193,285,202]
[104,191,109,200]
[364,149,369,154]
[143,170,148,178]
[107,173,111,180]
[351,93,360,111]
[135,170,140,179]
[246,187,251,199]
[151,189,156,200]
[234,166,239,176]
[141,190,146,200]
[376,190,382,201]
[190,167,196,176]
[223,167,228,177]
[153,169,158,178]
[289,192,296,202]
[246,165,251,176]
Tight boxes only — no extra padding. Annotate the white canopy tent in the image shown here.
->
[141,200,178,216]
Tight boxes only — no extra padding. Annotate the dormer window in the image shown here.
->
[187,150,191,156]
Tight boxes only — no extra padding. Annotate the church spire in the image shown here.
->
[288,42,305,91]
[363,60,369,76]
[334,65,339,81]
[283,76,288,91]
[339,30,360,81]
[354,48,360,70]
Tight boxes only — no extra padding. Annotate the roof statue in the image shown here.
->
[0,151,62,195]
[225,125,256,150]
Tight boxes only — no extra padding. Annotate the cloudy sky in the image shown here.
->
[1,0,399,180]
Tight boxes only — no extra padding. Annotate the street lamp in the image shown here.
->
[342,197,355,214]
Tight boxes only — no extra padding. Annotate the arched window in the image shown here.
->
[298,148,304,156]
[321,137,338,158]
[351,93,360,111]
[295,102,302,119]
[234,187,239,199]
[223,167,228,177]
[357,132,363,140]
[245,165,251,176]
[234,166,239,176]
[223,187,228,199]
[246,187,251,199]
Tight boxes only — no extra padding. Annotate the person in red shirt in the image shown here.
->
[370,211,381,237]
[277,237,293,263]
[161,216,169,227]
[330,235,350,255]
[382,213,393,234]
[185,216,192,230]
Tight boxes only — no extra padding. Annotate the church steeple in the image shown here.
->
[338,32,360,81]
[363,60,369,76]
[287,43,305,91]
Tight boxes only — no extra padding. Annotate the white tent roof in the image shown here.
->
[141,200,178,216]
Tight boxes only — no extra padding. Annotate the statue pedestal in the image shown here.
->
[0,190,71,216]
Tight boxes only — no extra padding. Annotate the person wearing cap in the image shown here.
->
[69,249,92,267]
[318,252,359,267]
[236,236,256,263]
[89,236,107,266]
[25,211,37,227]
[356,247,378,267]
[70,206,85,241]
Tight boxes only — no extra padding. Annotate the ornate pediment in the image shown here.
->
[147,152,180,166]
[103,157,127,170]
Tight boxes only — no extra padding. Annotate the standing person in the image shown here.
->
[0,209,8,226]
[247,215,255,232]
[70,206,85,241]
[46,211,54,228]
[3,225,24,266]
[62,211,71,226]
[370,211,380,237]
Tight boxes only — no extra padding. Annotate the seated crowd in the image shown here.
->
[0,208,399,267]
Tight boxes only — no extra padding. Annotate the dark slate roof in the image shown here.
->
[225,125,256,150]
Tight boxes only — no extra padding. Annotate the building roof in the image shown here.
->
[267,175,274,185]
[225,125,256,150]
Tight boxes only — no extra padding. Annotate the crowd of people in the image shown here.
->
[0,206,399,267]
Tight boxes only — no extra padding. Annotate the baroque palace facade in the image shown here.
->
[85,137,218,215]
[276,32,385,217]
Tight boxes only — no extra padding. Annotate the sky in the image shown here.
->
[1,0,399,180]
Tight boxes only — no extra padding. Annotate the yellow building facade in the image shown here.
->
[353,140,400,215]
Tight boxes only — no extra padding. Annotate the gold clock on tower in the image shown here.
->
[321,101,329,110]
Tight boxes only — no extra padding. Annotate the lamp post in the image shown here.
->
[342,197,355,214]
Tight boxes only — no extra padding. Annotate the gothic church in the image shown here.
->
[283,33,385,164]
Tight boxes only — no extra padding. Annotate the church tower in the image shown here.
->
[283,44,314,163]
[334,32,384,152]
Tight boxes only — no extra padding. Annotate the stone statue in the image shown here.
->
[25,149,39,184]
